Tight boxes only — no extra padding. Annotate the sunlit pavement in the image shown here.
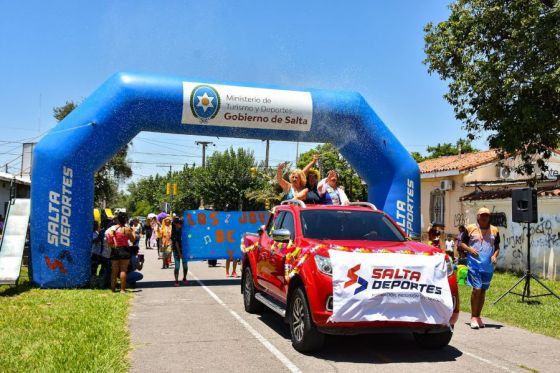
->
[129,242,560,373]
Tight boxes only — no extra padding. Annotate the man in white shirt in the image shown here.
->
[444,234,455,261]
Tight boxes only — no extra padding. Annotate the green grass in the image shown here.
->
[458,271,560,339]
[0,267,131,373]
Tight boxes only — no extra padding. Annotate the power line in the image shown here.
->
[135,137,200,150]
[129,151,199,158]
[0,155,22,169]
[129,161,191,166]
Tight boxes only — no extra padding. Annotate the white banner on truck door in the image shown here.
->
[330,250,453,325]
[182,82,313,131]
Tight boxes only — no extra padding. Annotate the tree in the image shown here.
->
[53,101,132,206]
[425,138,477,159]
[53,101,78,121]
[195,147,263,211]
[123,167,201,216]
[424,0,560,174]
[411,152,426,163]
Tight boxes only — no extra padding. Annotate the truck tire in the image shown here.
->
[243,267,264,314]
[413,329,453,349]
[289,287,325,352]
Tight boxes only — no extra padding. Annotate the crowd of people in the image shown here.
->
[276,154,349,205]
[91,212,145,293]
[92,211,193,292]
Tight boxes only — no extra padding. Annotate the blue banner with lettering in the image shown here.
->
[183,210,269,260]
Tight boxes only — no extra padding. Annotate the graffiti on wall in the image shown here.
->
[464,202,559,281]
[453,211,507,228]
[453,213,467,227]
[500,214,559,280]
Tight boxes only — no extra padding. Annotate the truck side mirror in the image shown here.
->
[271,229,291,243]
[257,225,266,235]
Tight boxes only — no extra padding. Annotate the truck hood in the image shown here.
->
[300,239,443,258]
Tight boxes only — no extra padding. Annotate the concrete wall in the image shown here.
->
[420,173,476,233]
[463,155,560,184]
[421,155,560,237]
[0,181,10,216]
[0,181,30,216]
[462,198,560,280]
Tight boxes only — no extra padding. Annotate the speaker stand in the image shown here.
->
[494,222,560,304]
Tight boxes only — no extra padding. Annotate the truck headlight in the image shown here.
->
[314,254,332,276]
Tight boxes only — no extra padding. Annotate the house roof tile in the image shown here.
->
[419,150,498,174]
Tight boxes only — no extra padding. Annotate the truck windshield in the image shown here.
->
[300,210,406,242]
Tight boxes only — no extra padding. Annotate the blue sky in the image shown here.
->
[0,0,484,184]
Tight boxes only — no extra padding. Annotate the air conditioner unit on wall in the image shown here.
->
[496,167,512,179]
[440,180,454,191]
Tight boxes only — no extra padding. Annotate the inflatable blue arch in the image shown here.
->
[31,72,420,288]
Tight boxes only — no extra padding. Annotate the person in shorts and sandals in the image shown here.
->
[108,212,136,293]
[160,216,173,269]
[460,207,500,329]
[172,219,188,286]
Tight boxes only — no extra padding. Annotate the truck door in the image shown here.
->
[256,211,285,291]
[267,210,295,300]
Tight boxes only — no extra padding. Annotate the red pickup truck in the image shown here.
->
[241,200,460,352]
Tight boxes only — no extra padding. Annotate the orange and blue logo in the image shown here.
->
[344,264,368,295]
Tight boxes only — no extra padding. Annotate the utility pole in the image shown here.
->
[157,164,174,213]
[196,141,214,209]
[264,140,270,169]
[296,141,300,164]
[196,141,214,168]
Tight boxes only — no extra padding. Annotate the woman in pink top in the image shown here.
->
[110,212,136,293]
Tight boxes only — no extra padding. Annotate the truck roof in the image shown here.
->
[278,200,378,212]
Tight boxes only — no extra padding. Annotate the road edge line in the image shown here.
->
[191,272,302,373]
[462,350,513,372]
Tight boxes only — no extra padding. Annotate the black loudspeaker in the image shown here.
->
[512,188,538,223]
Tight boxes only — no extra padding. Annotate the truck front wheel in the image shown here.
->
[243,266,264,314]
[289,287,325,352]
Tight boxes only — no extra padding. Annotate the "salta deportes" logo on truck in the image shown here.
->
[344,264,443,296]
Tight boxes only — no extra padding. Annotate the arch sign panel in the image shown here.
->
[31,72,420,288]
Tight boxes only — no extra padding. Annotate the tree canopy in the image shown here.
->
[411,138,477,162]
[424,0,560,174]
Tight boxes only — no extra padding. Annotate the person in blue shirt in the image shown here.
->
[460,207,501,329]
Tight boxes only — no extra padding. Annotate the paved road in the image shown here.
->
[129,245,560,373]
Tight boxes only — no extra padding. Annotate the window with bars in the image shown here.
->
[430,189,445,225]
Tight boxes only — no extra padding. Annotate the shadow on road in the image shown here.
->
[137,279,241,288]
[256,309,463,364]
[463,322,503,329]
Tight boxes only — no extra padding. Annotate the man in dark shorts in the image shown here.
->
[460,207,501,329]
[172,219,188,286]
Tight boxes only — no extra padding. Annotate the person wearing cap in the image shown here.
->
[460,207,501,329]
